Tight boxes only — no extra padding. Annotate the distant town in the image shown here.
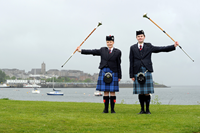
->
[0,62,168,88]
[1,62,99,84]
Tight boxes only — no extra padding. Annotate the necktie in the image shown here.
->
[139,45,142,51]
[109,49,111,54]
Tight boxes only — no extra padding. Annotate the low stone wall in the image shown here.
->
[8,83,168,88]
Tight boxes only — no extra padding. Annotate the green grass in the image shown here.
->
[0,99,199,133]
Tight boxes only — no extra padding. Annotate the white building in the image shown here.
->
[7,80,28,84]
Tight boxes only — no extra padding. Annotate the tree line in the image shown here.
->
[44,76,92,83]
[0,70,17,83]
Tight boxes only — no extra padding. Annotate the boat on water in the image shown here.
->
[94,91,103,96]
[0,83,10,88]
[32,88,40,94]
[47,89,64,96]
[47,74,64,96]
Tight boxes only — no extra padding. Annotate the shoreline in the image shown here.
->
[6,83,169,88]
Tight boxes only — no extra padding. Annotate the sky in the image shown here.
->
[0,0,199,86]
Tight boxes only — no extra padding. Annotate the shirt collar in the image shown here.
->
[138,43,144,49]
[108,47,114,52]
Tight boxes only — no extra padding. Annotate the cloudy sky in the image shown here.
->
[0,0,199,86]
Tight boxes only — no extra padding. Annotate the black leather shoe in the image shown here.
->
[138,110,146,114]
[111,110,116,113]
[102,109,108,113]
[146,111,151,114]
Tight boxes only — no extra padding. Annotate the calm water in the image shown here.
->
[0,86,199,105]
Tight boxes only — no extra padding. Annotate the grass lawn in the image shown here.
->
[0,99,199,133]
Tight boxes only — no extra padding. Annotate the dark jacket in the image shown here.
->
[129,43,175,78]
[81,47,122,79]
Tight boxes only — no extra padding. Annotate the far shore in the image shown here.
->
[6,83,169,88]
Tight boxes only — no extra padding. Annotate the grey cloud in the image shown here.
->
[0,0,199,85]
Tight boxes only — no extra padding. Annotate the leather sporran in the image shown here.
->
[103,72,113,84]
[137,72,146,84]
[137,70,148,84]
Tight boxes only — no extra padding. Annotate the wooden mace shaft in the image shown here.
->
[149,18,176,42]
[73,28,97,54]
[146,17,194,62]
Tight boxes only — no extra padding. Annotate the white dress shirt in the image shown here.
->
[138,43,144,49]
[108,47,114,53]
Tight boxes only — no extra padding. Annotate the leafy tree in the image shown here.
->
[70,79,76,82]
[65,77,71,82]
[11,76,16,80]
[0,70,6,83]
[84,78,92,83]
[46,78,52,82]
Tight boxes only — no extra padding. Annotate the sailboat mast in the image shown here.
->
[34,69,36,84]
[53,74,54,89]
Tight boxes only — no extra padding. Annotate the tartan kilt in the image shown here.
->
[133,66,154,94]
[96,67,119,92]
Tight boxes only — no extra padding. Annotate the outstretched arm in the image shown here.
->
[152,41,179,53]
[76,46,101,56]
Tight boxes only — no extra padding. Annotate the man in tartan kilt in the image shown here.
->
[77,35,122,113]
[129,30,179,114]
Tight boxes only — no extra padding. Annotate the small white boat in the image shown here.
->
[47,75,64,96]
[0,83,10,88]
[47,89,64,96]
[94,91,103,96]
[32,88,40,94]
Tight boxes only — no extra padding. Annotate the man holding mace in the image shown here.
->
[129,30,179,114]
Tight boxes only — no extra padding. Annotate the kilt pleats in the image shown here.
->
[96,67,119,92]
[133,66,154,94]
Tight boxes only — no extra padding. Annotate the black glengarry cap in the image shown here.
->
[106,35,114,41]
[136,30,145,36]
